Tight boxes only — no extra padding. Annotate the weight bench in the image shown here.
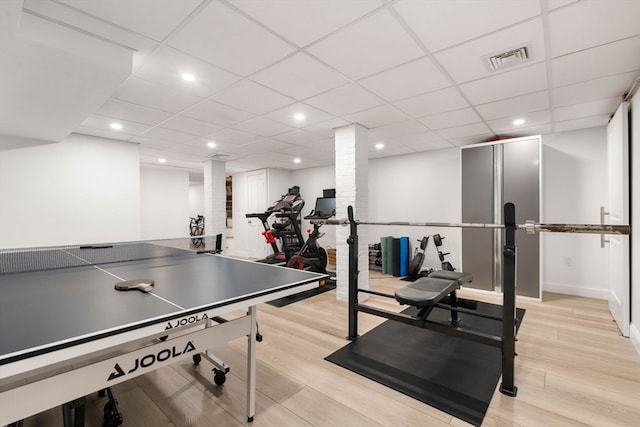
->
[395,271,473,324]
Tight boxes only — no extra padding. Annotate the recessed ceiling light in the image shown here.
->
[293,113,306,122]
[513,118,525,126]
[375,142,384,150]
[110,122,123,130]
[293,158,301,164]
[207,141,217,148]
[158,158,167,163]
[181,73,196,82]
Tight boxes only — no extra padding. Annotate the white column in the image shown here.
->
[335,124,369,301]
[203,160,226,239]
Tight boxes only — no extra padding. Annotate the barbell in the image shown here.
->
[311,218,630,235]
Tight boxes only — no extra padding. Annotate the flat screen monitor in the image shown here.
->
[313,197,336,218]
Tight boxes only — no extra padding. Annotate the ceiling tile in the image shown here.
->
[250,52,350,100]
[112,77,203,114]
[371,145,416,157]
[548,0,640,57]
[407,139,454,152]
[75,126,136,142]
[79,114,149,136]
[385,131,445,145]
[57,0,202,41]
[307,9,424,80]
[168,1,296,76]
[433,18,545,84]
[552,72,637,107]
[548,0,579,11]
[273,129,326,145]
[140,127,198,144]
[232,116,294,137]
[447,133,496,146]
[342,105,410,129]
[302,117,350,137]
[551,36,640,87]
[183,100,254,127]
[486,110,551,133]
[300,137,335,153]
[228,0,381,47]
[357,57,451,102]
[208,128,261,145]
[459,62,547,105]
[475,91,550,121]
[186,137,258,155]
[131,135,179,151]
[96,99,172,126]
[553,115,610,132]
[24,0,157,53]
[393,87,469,118]
[208,80,295,115]
[170,144,214,161]
[134,46,241,98]
[553,97,621,122]
[305,83,384,116]
[419,108,482,130]
[159,116,222,137]
[499,123,552,138]
[173,141,217,157]
[436,122,493,139]
[394,0,541,52]
[242,138,294,152]
[369,119,429,139]
[264,103,335,128]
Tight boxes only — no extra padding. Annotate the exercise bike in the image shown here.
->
[246,186,305,264]
[286,196,336,285]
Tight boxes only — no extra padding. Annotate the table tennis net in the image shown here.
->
[0,236,221,274]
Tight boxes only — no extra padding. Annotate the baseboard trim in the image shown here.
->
[543,282,608,300]
[630,323,640,354]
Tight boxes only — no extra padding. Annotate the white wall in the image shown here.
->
[267,168,293,202]
[139,166,189,240]
[0,133,140,248]
[189,183,204,217]
[542,128,610,298]
[368,148,463,271]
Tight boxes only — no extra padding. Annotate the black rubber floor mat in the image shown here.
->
[325,302,525,426]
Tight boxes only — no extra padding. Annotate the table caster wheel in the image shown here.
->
[213,368,226,386]
[193,353,202,365]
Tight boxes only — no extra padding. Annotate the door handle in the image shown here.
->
[600,206,610,248]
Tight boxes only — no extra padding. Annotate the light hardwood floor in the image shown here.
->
[20,271,640,426]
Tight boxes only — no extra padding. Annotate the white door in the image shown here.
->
[607,102,630,337]
[246,170,269,260]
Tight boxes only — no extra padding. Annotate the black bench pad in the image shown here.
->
[428,270,473,285]
[395,277,458,308]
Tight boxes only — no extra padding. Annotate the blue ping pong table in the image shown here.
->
[0,242,327,425]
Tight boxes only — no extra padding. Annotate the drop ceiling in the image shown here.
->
[0,0,638,174]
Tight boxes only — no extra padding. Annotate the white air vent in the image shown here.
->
[485,46,530,71]
[208,153,229,159]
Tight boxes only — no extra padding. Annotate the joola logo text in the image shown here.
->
[107,341,196,381]
[165,313,208,330]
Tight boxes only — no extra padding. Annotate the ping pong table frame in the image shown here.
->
[0,279,320,426]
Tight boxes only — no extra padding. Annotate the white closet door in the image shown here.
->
[607,102,630,337]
